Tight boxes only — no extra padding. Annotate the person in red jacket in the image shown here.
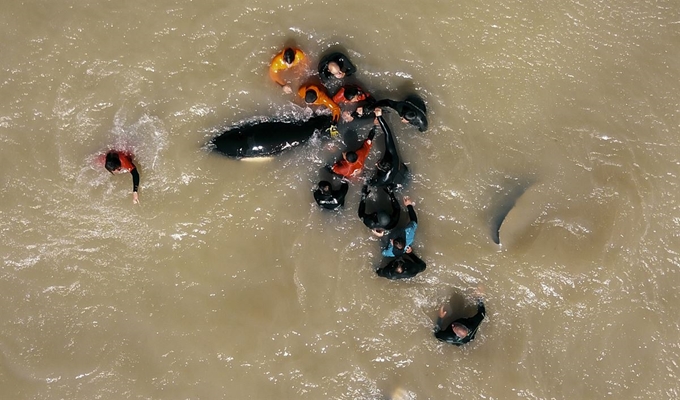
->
[269,47,306,94]
[332,84,371,105]
[104,151,140,204]
[333,84,375,123]
[328,127,375,179]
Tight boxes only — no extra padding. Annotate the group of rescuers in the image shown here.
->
[100,46,485,347]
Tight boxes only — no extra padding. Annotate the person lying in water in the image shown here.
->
[434,287,486,346]
[103,150,140,204]
[381,196,417,257]
[327,126,375,179]
[313,179,349,210]
[368,108,409,188]
[359,184,400,236]
[269,47,306,94]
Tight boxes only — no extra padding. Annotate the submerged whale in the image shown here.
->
[211,114,333,158]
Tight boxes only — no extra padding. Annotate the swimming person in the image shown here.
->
[370,94,429,132]
[381,196,417,257]
[318,51,357,84]
[358,184,400,236]
[103,150,140,204]
[314,179,349,210]
[328,126,375,179]
[369,108,409,188]
[269,47,305,94]
[375,252,426,280]
[434,288,486,346]
[298,84,341,135]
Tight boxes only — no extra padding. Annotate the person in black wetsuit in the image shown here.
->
[369,108,409,188]
[381,196,418,258]
[370,94,429,132]
[375,252,426,280]
[434,289,486,346]
[313,180,349,210]
[318,52,357,84]
[358,184,400,236]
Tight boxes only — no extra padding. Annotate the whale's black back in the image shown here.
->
[211,115,333,158]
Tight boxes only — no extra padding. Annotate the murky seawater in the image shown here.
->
[1,1,680,399]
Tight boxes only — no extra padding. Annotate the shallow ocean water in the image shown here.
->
[1,1,680,399]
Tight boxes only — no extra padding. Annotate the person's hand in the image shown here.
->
[342,111,353,122]
[403,196,414,207]
[405,246,412,254]
[374,107,382,117]
[282,85,293,94]
[132,192,139,204]
[389,239,394,245]
[439,305,447,318]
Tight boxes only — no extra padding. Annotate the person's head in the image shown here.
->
[318,180,331,193]
[283,48,295,65]
[400,109,428,132]
[403,96,429,132]
[402,110,417,123]
[451,322,470,338]
[344,151,358,163]
[304,89,318,104]
[104,151,121,173]
[327,61,345,79]
[393,237,406,250]
[344,86,360,102]
[393,259,404,274]
[377,211,391,227]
